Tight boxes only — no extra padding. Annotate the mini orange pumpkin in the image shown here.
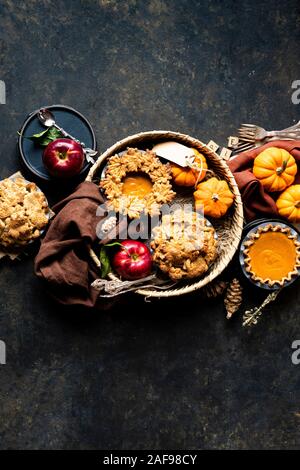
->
[193,177,234,218]
[170,149,207,187]
[276,184,300,223]
[253,147,297,192]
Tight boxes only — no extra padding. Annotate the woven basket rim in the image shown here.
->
[87,130,244,298]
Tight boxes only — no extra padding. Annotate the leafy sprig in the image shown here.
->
[18,126,63,147]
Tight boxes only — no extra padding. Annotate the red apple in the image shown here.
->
[43,138,84,178]
[112,240,152,280]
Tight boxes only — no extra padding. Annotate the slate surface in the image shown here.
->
[0,0,300,450]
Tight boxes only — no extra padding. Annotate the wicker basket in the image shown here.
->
[86,130,244,298]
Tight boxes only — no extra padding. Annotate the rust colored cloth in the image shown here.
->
[228,140,300,221]
[35,181,112,308]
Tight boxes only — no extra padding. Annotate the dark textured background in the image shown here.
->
[0,0,300,450]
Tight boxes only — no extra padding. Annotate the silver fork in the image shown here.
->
[238,121,300,142]
[231,120,300,155]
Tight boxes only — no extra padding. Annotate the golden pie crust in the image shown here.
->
[100,148,176,218]
[0,177,49,247]
[151,209,217,281]
[243,223,300,287]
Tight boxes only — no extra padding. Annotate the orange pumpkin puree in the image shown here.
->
[248,232,296,281]
[122,173,153,198]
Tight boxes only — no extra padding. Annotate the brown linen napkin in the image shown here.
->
[228,140,300,221]
[35,181,113,308]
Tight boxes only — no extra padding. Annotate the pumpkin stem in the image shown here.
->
[295,201,300,209]
[212,193,219,202]
[276,159,287,175]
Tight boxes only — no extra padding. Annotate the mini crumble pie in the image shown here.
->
[151,209,217,281]
[243,223,300,287]
[99,148,176,218]
[0,177,49,247]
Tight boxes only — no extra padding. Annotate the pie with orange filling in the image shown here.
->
[243,224,300,287]
[100,148,176,218]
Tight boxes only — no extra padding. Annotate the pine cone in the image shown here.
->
[224,278,243,319]
[202,280,228,298]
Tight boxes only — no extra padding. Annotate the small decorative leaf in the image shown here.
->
[19,126,63,147]
[99,246,111,278]
[30,129,49,139]
[45,127,63,141]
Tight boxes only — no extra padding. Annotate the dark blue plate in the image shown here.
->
[18,104,97,181]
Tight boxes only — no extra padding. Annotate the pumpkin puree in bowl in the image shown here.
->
[122,173,153,198]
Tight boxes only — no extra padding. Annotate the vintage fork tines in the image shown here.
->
[238,128,257,136]
[235,141,255,150]
[238,133,257,141]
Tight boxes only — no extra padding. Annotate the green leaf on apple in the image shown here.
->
[99,246,111,278]
[18,126,63,147]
